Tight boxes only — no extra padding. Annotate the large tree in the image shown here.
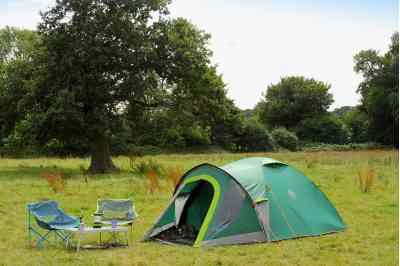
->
[354,32,399,146]
[258,76,333,129]
[25,0,224,173]
[342,106,369,143]
[0,27,40,144]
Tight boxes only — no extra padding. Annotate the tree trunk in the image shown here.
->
[88,135,118,174]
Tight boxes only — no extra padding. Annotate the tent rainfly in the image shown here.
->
[144,157,345,247]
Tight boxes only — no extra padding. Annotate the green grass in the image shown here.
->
[0,150,398,265]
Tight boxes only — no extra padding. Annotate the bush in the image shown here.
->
[296,114,349,144]
[1,119,38,157]
[127,145,162,156]
[40,138,90,157]
[131,159,165,177]
[271,127,299,151]
[183,125,211,146]
[236,120,275,152]
[163,128,186,148]
[302,142,385,152]
[342,108,369,143]
[2,116,90,157]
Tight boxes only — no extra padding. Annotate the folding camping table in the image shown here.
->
[64,226,129,251]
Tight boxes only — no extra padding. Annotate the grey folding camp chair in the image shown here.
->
[94,199,138,230]
[27,201,79,248]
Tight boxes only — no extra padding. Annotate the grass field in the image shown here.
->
[0,150,398,266]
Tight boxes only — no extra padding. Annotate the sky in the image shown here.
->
[0,0,398,110]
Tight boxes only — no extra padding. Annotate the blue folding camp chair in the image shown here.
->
[27,201,79,248]
[92,199,138,246]
[94,199,138,232]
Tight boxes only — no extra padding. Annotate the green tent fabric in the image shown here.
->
[185,181,214,232]
[221,157,285,202]
[144,157,345,247]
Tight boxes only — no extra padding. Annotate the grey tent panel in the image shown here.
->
[206,180,246,240]
[255,201,272,241]
[175,194,190,226]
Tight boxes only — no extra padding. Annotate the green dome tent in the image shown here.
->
[144,157,345,247]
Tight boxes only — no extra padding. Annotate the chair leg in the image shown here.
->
[29,228,46,248]
[56,230,76,249]
[77,232,83,252]
[36,230,52,248]
[63,231,74,249]
[130,223,133,244]
[55,230,68,245]
[27,210,31,247]
[27,226,33,247]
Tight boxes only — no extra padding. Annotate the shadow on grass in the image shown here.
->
[0,165,134,180]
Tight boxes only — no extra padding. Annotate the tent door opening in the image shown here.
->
[156,180,214,245]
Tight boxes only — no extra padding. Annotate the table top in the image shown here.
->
[64,226,129,233]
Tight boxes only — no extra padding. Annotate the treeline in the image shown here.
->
[0,28,397,157]
[0,1,398,173]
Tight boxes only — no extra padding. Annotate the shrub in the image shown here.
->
[1,120,39,157]
[183,125,211,146]
[296,114,349,144]
[302,142,384,152]
[236,119,275,152]
[131,161,149,176]
[342,108,369,143]
[163,128,186,148]
[140,145,162,156]
[271,127,299,151]
[131,159,164,177]
[127,145,161,157]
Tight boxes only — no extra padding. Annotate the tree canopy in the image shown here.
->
[0,27,41,147]
[354,32,399,146]
[14,0,233,172]
[0,6,397,160]
[256,76,347,143]
[259,76,333,130]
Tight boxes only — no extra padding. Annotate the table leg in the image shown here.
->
[65,233,70,249]
[130,223,133,244]
[111,232,116,245]
[125,231,129,246]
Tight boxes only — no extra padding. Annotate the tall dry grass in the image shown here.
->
[40,171,66,193]
[166,166,184,190]
[146,169,161,194]
[305,158,318,168]
[357,168,375,193]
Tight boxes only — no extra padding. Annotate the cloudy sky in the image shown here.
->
[1,0,398,109]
